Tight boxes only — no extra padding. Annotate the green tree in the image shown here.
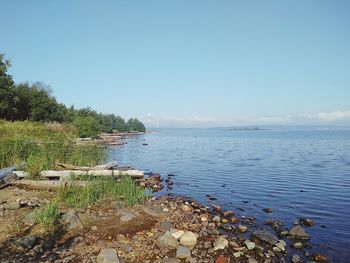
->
[126,118,146,132]
[0,54,18,120]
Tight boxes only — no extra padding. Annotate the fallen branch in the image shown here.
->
[14,169,144,180]
[0,166,18,189]
[12,180,90,190]
[54,161,118,171]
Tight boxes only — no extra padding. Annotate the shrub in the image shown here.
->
[73,115,101,138]
[35,200,60,232]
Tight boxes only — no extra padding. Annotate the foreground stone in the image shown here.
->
[213,236,228,251]
[97,248,120,263]
[179,231,197,247]
[61,209,82,231]
[252,229,278,246]
[288,225,310,240]
[176,246,191,259]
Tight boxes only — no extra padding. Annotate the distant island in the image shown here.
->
[226,126,267,131]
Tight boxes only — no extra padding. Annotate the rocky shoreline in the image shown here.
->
[0,180,329,263]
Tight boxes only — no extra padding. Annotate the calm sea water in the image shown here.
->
[109,127,350,262]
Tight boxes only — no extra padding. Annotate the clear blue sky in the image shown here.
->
[2,1,350,127]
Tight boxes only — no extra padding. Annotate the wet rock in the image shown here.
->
[292,254,301,263]
[14,236,38,250]
[238,225,248,233]
[263,208,273,213]
[251,229,278,246]
[61,209,82,231]
[179,231,197,247]
[97,248,120,263]
[213,205,221,213]
[299,218,315,227]
[23,211,36,226]
[275,240,286,252]
[244,240,256,250]
[292,241,303,249]
[314,254,328,263]
[231,217,239,224]
[157,231,179,250]
[213,236,228,251]
[288,225,310,240]
[176,246,191,259]
[223,210,234,217]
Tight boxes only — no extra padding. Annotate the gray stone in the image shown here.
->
[156,231,179,250]
[244,240,256,250]
[179,231,197,247]
[23,211,36,226]
[97,248,120,263]
[251,229,278,246]
[292,254,301,263]
[14,236,38,250]
[61,209,82,231]
[160,221,173,232]
[176,246,191,259]
[289,225,310,240]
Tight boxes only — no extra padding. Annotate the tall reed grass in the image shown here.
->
[0,121,106,176]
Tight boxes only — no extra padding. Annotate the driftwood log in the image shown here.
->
[14,169,144,180]
[12,180,90,190]
[54,161,118,171]
[0,166,18,189]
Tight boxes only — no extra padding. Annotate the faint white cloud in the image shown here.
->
[305,110,350,122]
[142,110,350,128]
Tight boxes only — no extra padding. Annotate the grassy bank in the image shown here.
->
[0,121,106,176]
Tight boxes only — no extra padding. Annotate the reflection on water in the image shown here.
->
[109,128,350,262]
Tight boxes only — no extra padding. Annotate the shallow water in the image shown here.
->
[109,127,350,262]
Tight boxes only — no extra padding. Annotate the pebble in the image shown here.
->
[231,217,239,224]
[292,254,301,263]
[213,236,228,251]
[223,210,234,217]
[292,242,303,249]
[181,205,191,212]
[179,231,197,247]
[176,246,191,259]
[238,225,248,233]
[244,240,256,250]
[215,256,229,263]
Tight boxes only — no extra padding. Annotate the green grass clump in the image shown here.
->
[57,176,147,208]
[35,200,61,232]
[0,121,106,174]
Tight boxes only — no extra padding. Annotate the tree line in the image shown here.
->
[0,54,146,137]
